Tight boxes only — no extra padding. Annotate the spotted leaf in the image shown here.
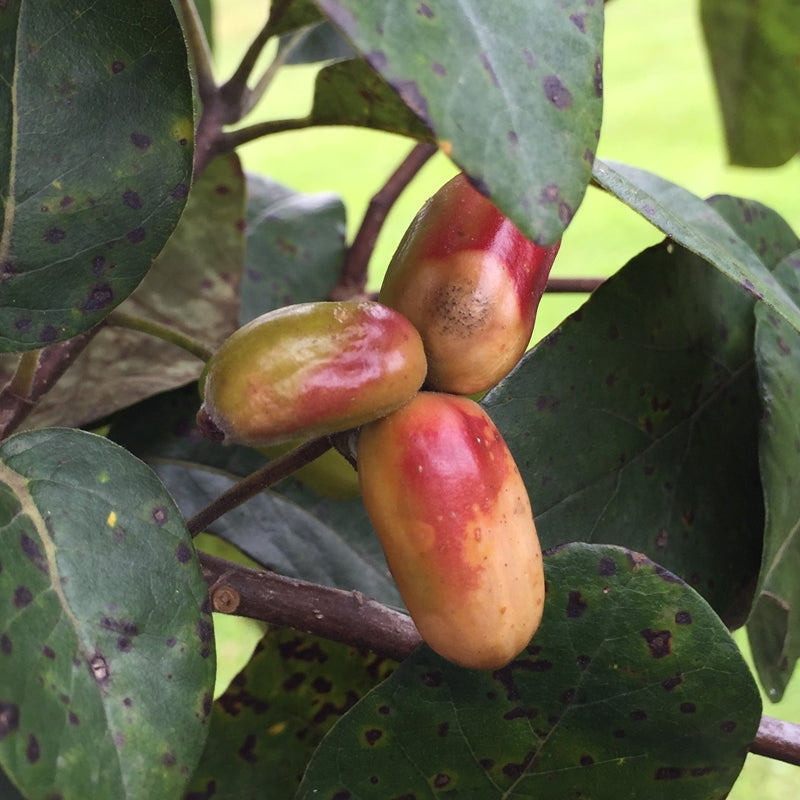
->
[297,543,761,799]
[0,429,215,798]
[0,0,194,350]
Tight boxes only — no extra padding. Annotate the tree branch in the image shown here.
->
[199,551,423,662]
[751,716,800,766]
[186,436,334,536]
[331,141,439,300]
[0,325,102,441]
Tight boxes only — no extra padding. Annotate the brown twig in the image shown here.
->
[186,436,333,536]
[0,325,102,441]
[330,141,439,300]
[751,716,800,766]
[199,551,423,662]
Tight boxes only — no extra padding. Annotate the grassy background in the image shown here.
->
[206,1,800,795]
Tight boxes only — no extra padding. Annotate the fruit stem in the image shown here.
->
[186,436,333,536]
[105,311,214,362]
[331,141,439,300]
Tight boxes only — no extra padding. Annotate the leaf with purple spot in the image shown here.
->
[0,429,214,798]
[297,543,761,799]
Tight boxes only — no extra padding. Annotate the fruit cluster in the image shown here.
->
[196,174,560,669]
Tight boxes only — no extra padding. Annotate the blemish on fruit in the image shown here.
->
[0,635,11,655]
[152,507,168,525]
[176,541,192,564]
[566,590,587,617]
[542,74,573,109]
[680,702,696,714]
[237,734,257,764]
[127,227,146,244]
[433,773,451,788]
[630,709,647,721]
[598,556,616,576]
[42,645,55,659]
[720,720,737,733]
[675,610,692,625]
[570,12,587,32]
[580,754,594,766]
[438,721,449,737]
[364,728,383,745]
[111,60,125,73]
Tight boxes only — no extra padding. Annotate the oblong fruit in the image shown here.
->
[197,301,427,446]
[379,173,560,395]
[358,392,544,669]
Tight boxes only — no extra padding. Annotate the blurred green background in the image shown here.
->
[206,1,800,796]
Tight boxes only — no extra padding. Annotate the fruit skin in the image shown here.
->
[197,301,427,447]
[358,392,544,670]
[379,173,560,395]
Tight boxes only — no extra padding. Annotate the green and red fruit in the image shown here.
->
[358,392,544,670]
[197,301,427,447]
[379,173,561,395]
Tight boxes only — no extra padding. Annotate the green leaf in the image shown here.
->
[310,59,435,140]
[483,238,763,627]
[186,627,396,799]
[317,0,604,246]
[0,429,215,799]
[153,463,400,606]
[241,173,346,325]
[5,154,245,432]
[265,0,325,38]
[281,21,355,65]
[700,0,800,167]
[748,253,800,700]
[593,160,800,336]
[297,543,761,799]
[0,0,194,351]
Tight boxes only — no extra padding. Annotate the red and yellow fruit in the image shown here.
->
[379,173,560,396]
[196,301,427,447]
[358,392,544,669]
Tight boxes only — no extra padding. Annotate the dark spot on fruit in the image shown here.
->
[91,255,108,275]
[580,754,594,766]
[43,226,66,244]
[162,751,177,767]
[630,709,647,721]
[2,259,16,279]
[540,183,559,203]
[560,688,576,705]
[238,733,257,764]
[152,506,168,525]
[641,628,672,658]
[378,704,390,715]
[438,721,449,736]
[100,617,139,637]
[559,201,573,225]
[176,542,192,564]
[331,792,351,800]
[502,749,535,780]
[166,637,177,648]
[185,780,216,800]
[576,654,591,671]
[680,702,696,714]
[504,706,536,721]
[392,79,431,127]
[675,611,692,625]
[598,556,616,576]
[542,74,572,109]
[480,757,495,770]
[566,590,587,617]
[117,636,131,653]
[420,670,443,688]
[691,766,713,777]
[15,317,31,332]
[42,645,55,659]
[655,766,683,780]
[124,698,132,707]
[130,132,152,150]
[0,703,19,740]
[200,692,213,721]
[111,60,125,73]
[662,672,683,691]
[433,773,451,788]
[417,3,434,17]
[82,284,114,312]
[508,130,519,146]
[20,533,47,573]
[126,227,146,244]
[14,586,33,608]
[432,61,446,76]
[123,189,142,210]
[26,733,39,763]
[68,711,79,725]
[364,728,383,745]
[720,720,737,733]
[0,635,10,655]
[60,195,74,208]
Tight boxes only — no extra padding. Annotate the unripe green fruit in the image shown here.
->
[358,392,544,670]
[379,173,561,395]
[197,301,427,447]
